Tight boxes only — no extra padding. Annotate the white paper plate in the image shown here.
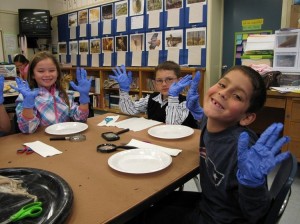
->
[148,125,194,139]
[45,122,88,135]
[108,149,172,174]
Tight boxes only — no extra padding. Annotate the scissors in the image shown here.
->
[0,201,43,224]
[17,146,34,155]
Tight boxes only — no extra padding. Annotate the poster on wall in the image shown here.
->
[115,35,128,51]
[186,27,206,48]
[90,38,101,53]
[146,31,162,51]
[78,9,88,24]
[165,29,183,49]
[102,37,114,52]
[58,42,67,54]
[79,40,89,54]
[130,33,144,51]
[165,0,183,10]
[68,12,78,27]
[102,4,113,20]
[89,7,100,23]
[69,41,78,54]
[130,0,144,16]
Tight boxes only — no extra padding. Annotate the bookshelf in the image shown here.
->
[61,66,205,113]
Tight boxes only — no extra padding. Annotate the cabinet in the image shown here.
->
[250,91,300,161]
[61,66,205,113]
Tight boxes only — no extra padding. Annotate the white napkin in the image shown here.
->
[24,141,62,157]
[97,115,120,126]
[127,139,182,156]
[114,117,162,132]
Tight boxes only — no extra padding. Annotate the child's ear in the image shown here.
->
[239,113,256,126]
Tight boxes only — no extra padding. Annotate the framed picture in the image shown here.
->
[102,4,113,20]
[165,29,183,49]
[130,0,144,16]
[130,33,144,51]
[165,0,183,10]
[79,40,89,54]
[78,9,88,24]
[146,31,162,50]
[89,7,100,23]
[68,12,78,27]
[115,35,128,51]
[90,38,101,53]
[147,0,163,12]
[58,42,67,54]
[69,41,78,54]
[186,27,206,49]
[115,1,128,18]
[102,37,114,52]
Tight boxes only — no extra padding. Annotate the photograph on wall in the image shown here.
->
[147,0,163,12]
[102,37,114,52]
[58,42,67,54]
[186,0,206,6]
[69,41,78,54]
[165,29,183,49]
[186,27,206,48]
[102,4,113,20]
[130,33,144,51]
[90,38,101,53]
[115,35,128,51]
[79,40,89,54]
[165,0,183,10]
[68,12,78,27]
[130,0,144,16]
[78,9,88,24]
[89,7,100,23]
[146,31,162,50]
[115,1,128,18]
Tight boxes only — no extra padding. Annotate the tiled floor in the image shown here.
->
[183,164,300,223]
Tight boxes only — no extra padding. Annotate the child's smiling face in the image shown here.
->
[204,70,254,129]
[33,58,58,90]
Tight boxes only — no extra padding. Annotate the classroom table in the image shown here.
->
[0,114,201,223]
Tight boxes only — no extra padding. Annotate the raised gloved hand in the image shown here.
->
[70,68,92,104]
[186,71,203,120]
[0,75,4,104]
[168,75,192,97]
[237,123,291,188]
[109,65,132,92]
[11,77,38,108]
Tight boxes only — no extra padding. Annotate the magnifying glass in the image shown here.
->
[101,128,130,141]
[50,134,86,142]
[97,144,137,153]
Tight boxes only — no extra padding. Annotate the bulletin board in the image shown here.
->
[233,30,272,65]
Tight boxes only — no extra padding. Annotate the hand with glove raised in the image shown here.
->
[237,123,291,188]
[168,75,192,97]
[109,65,132,92]
[0,76,4,104]
[70,68,92,104]
[186,71,203,120]
[11,77,38,108]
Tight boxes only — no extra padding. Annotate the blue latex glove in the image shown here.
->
[0,75,4,104]
[11,77,38,108]
[237,123,291,188]
[168,75,192,97]
[70,68,92,104]
[186,72,203,120]
[109,65,132,92]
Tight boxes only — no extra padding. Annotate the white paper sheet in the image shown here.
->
[103,20,112,35]
[167,48,179,64]
[148,11,160,29]
[117,51,126,66]
[132,51,142,66]
[131,16,144,30]
[126,139,182,156]
[70,26,76,39]
[148,50,159,66]
[79,24,87,37]
[117,17,126,32]
[188,46,202,66]
[189,3,203,24]
[71,53,77,66]
[167,9,180,27]
[97,115,120,126]
[114,117,162,132]
[91,54,99,67]
[24,141,62,157]
[103,52,112,66]
[91,23,99,37]
[80,53,88,66]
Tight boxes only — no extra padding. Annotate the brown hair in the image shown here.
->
[154,61,181,78]
[27,51,70,107]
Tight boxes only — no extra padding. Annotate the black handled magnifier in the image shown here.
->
[101,128,130,141]
[97,144,138,153]
[50,134,86,142]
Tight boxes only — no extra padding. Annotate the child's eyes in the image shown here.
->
[233,94,242,101]
[218,82,225,88]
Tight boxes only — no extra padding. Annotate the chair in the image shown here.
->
[262,153,298,224]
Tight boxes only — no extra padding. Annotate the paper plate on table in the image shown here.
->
[108,149,172,174]
[148,125,194,139]
[45,122,88,135]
